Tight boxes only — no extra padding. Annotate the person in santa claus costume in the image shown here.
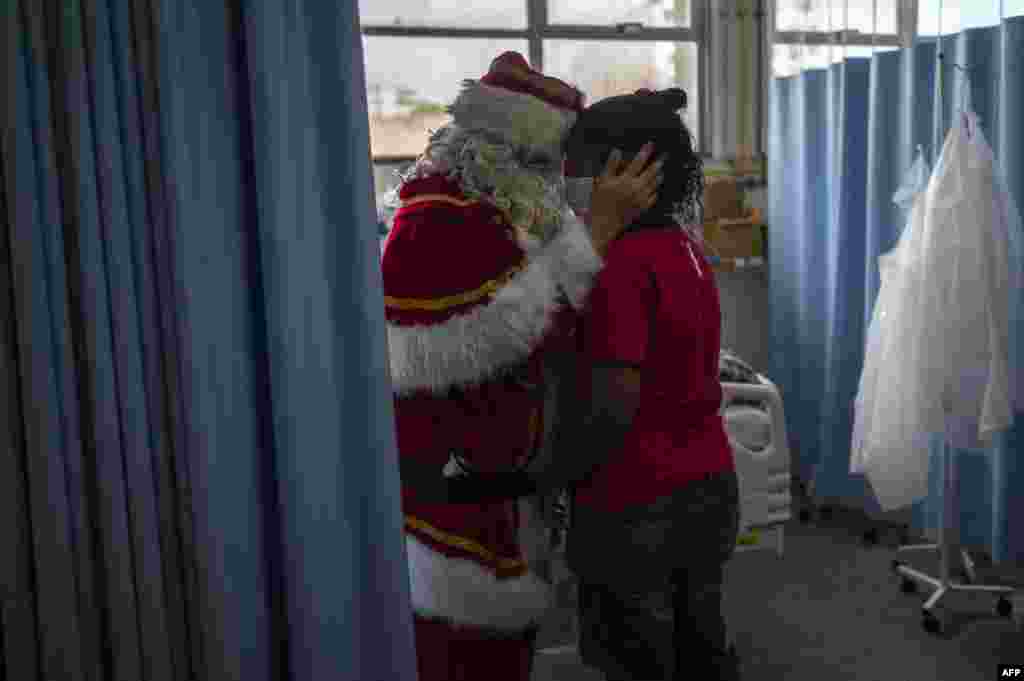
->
[417,87,744,681]
[379,51,664,681]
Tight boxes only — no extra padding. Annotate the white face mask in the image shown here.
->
[564,177,594,217]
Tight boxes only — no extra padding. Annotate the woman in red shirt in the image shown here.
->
[438,88,741,681]
[558,88,741,681]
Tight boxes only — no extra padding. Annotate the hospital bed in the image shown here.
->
[533,361,792,646]
[537,361,792,560]
[720,373,792,556]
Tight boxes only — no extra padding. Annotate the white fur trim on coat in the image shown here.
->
[551,212,605,309]
[405,533,551,631]
[387,214,601,396]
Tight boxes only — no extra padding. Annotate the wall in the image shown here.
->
[716,183,771,372]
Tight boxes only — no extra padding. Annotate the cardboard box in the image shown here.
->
[702,208,765,259]
[703,177,744,221]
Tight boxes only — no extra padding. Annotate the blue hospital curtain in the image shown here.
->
[768,17,1024,563]
[0,1,416,680]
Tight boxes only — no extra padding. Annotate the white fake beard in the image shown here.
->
[385,124,567,250]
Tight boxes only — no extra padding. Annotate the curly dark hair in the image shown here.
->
[564,88,704,228]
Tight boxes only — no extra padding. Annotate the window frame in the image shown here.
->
[768,0,917,55]
[359,0,710,157]
[764,1,918,153]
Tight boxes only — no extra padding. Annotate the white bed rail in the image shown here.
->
[721,374,792,555]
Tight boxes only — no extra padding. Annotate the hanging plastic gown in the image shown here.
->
[850,149,931,478]
[852,109,1024,511]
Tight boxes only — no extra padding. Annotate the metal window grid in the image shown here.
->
[360,0,710,153]
[767,0,917,47]
[763,1,920,155]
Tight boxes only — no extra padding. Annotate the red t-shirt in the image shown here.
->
[571,227,735,514]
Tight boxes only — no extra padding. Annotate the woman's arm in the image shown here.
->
[532,363,643,493]
[423,248,656,503]
[418,362,643,504]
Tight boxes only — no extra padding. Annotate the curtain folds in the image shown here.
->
[768,17,1024,563]
[0,1,416,680]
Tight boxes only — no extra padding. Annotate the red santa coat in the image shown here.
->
[381,174,599,653]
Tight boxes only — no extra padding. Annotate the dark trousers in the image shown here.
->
[569,470,741,681]
[669,562,738,681]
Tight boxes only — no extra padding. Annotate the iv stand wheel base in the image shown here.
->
[892,561,918,592]
[894,561,1017,637]
[862,527,880,546]
[922,609,946,635]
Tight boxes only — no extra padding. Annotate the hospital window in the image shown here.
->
[360,35,530,202]
[771,0,903,78]
[916,0,1024,34]
[542,40,700,149]
[772,0,1024,78]
[359,0,702,230]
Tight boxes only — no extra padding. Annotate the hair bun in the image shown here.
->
[657,88,687,112]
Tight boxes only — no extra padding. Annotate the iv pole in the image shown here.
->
[887,2,1017,634]
[891,429,1016,635]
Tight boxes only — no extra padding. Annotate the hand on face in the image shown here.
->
[586,142,665,254]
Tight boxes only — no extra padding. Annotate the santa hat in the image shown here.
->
[446,52,585,161]
[479,52,584,112]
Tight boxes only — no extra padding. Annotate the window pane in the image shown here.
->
[373,160,415,235]
[844,0,898,34]
[362,36,529,158]
[776,0,833,31]
[776,0,898,34]
[548,0,692,28]
[825,43,898,64]
[771,44,832,77]
[843,45,877,59]
[827,44,849,63]
[1007,0,1024,18]
[373,161,414,200]
[358,0,526,29]
[543,40,700,147]
[916,0,962,35]
[919,0,1003,33]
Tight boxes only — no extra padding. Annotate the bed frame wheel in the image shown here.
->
[900,577,918,594]
[862,528,880,546]
[996,597,1014,618]
[798,508,812,524]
